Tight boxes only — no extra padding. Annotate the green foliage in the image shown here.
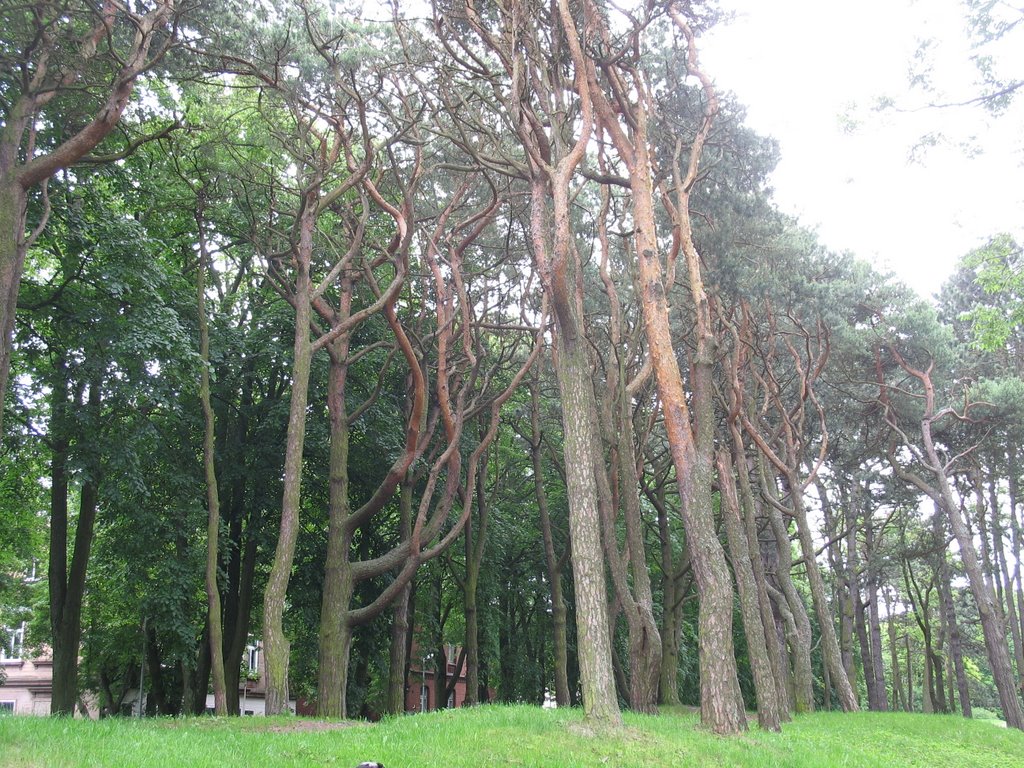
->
[960,234,1024,351]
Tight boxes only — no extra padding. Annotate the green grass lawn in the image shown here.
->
[2,705,1022,768]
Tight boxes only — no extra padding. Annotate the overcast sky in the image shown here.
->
[699,0,1024,300]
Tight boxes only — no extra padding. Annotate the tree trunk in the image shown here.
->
[262,197,317,715]
[717,449,782,731]
[935,507,972,718]
[652,477,686,708]
[464,435,491,707]
[626,129,745,733]
[196,205,227,716]
[49,379,101,716]
[0,180,27,427]
[854,577,875,708]
[318,332,355,719]
[1007,450,1024,695]
[596,381,662,714]
[552,329,621,724]
[863,508,888,711]
[529,143,619,722]
[904,389,1024,727]
[386,478,415,715]
[530,382,571,707]
[785,476,858,712]
[905,634,914,712]
[922,645,934,714]
[989,470,1024,692]
[885,590,905,712]
[943,488,1023,726]
[759,466,814,713]
[733,438,790,719]
[224,528,258,716]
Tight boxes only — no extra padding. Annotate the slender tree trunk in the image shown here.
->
[596,383,661,714]
[935,507,972,717]
[263,197,317,715]
[905,634,914,712]
[922,645,934,714]
[885,590,905,712]
[319,330,355,718]
[386,478,415,715]
[530,379,571,707]
[816,476,854,697]
[49,380,101,716]
[989,470,1024,691]
[552,329,620,724]
[942,488,1023,726]
[906,397,1024,728]
[717,449,781,731]
[464,520,481,707]
[854,577,875,707]
[1007,450,1024,694]
[225,524,258,716]
[785,477,858,712]
[530,156,619,723]
[196,204,227,716]
[863,508,888,711]
[626,121,745,733]
[653,478,685,707]
[733,438,790,720]
[188,623,212,715]
[759,465,814,713]
[463,434,491,707]
[51,476,99,715]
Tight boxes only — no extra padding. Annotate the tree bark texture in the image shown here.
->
[48,378,100,715]
[552,331,621,725]
[262,197,316,715]
[196,204,228,716]
[758,463,815,714]
[717,449,782,730]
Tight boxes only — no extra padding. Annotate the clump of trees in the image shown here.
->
[1,0,1023,735]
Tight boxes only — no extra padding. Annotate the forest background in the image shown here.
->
[2,0,1024,737]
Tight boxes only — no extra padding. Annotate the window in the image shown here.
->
[1,623,24,662]
[0,701,15,715]
[245,641,261,676]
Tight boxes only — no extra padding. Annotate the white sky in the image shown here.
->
[700,0,1024,300]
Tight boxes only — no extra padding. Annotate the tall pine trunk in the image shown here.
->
[717,449,782,730]
[263,195,317,715]
[318,330,355,718]
[196,203,228,716]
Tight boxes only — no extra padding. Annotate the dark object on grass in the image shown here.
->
[355,763,384,768]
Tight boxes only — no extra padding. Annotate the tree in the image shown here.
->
[447,0,622,725]
[878,306,1024,729]
[0,0,178,434]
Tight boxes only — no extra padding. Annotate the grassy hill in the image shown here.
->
[2,704,1022,768]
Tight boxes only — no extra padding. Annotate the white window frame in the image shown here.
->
[246,641,261,675]
[1,623,24,662]
[0,701,15,715]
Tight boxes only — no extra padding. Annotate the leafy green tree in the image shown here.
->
[0,0,179,434]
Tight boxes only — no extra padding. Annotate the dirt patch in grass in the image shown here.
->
[266,719,371,733]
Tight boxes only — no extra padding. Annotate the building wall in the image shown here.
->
[0,658,54,716]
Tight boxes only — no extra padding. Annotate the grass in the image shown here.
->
[2,704,1023,768]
